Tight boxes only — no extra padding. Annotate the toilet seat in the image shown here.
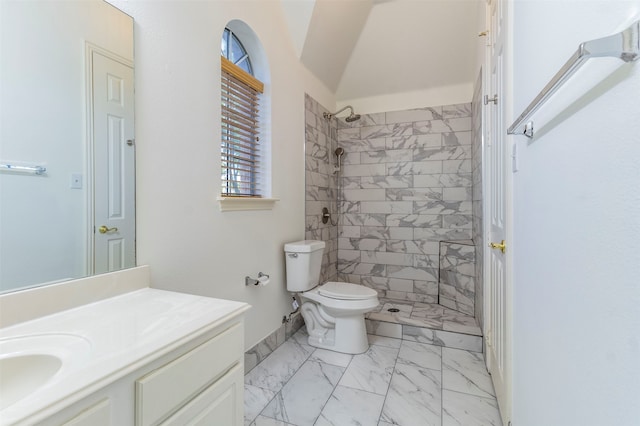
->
[318,282,377,300]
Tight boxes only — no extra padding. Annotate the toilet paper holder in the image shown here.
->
[246,272,269,286]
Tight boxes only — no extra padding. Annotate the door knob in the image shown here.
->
[489,240,506,253]
[98,225,118,234]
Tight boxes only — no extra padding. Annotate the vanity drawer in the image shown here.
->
[135,323,243,426]
[159,363,243,425]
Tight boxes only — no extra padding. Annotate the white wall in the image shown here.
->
[0,0,133,291]
[337,83,473,115]
[337,0,487,115]
[109,0,335,349]
[511,2,640,425]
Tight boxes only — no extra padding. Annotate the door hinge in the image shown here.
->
[484,94,498,105]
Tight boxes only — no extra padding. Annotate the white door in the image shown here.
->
[91,51,135,274]
[485,0,512,423]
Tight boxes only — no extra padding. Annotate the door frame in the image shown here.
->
[84,43,134,275]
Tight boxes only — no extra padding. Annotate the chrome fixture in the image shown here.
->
[334,147,345,173]
[322,207,331,224]
[508,19,639,138]
[245,272,269,286]
[1,163,47,175]
[484,94,498,105]
[322,105,361,122]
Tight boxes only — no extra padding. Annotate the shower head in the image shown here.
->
[335,147,344,157]
[322,105,361,122]
[345,113,361,122]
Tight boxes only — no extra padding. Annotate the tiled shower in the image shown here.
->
[304,91,483,332]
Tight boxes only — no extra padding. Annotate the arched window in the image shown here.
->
[220,26,264,198]
[221,28,253,75]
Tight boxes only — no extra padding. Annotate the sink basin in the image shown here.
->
[0,354,62,409]
[0,334,91,410]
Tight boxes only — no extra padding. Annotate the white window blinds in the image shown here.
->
[221,56,264,197]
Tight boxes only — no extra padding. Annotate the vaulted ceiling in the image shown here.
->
[281,0,481,106]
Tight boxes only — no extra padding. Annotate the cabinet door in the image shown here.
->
[136,323,243,425]
[160,364,243,426]
[60,399,110,426]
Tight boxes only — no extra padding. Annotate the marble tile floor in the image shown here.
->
[244,328,502,426]
[367,298,482,337]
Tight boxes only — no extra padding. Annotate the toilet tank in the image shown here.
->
[284,240,326,292]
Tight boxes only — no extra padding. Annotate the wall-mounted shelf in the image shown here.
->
[508,20,639,138]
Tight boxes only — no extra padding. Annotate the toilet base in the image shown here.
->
[302,306,370,354]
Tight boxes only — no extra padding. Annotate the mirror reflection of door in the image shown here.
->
[90,49,135,274]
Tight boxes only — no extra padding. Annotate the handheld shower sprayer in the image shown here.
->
[334,147,345,172]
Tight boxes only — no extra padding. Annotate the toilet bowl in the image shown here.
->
[284,240,379,354]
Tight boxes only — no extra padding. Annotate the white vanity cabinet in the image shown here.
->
[59,399,111,426]
[0,281,249,426]
[135,322,244,425]
[35,319,246,426]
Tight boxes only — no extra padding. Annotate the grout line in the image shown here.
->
[441,341,444,426]
[310,351,354,425]
[377,340,401,425]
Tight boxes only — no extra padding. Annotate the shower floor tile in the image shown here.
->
[366,298,482,337]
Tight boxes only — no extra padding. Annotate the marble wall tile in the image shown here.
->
[342,188,386,201]
[443,131,472,146]
[323,102,477,307]
[387,240,440,255]
[387,134,441,149]
[361,123,414,139]
[360,201,413,214]
[403,325,483,352]
[387,266,438,281]
[361,149,412,164]
[439,240,476,316]
[339,137,387,152]
[443,103,472,118]
[443,159,472,174]
[471,72,484,336]
[360,175,412,189]
[305,94,339,282]
[414,173,472,188]
[361,251,414,266]
[386,107,442,124]
[341,163,387,177]
[365,319,403,338]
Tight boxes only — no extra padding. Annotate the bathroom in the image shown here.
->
[1,0,638,425]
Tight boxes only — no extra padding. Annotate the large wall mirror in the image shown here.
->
[0,0,135,294]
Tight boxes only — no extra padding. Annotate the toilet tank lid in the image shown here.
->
[284,240,326,253]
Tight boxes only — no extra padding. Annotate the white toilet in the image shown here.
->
[284,240,379,354]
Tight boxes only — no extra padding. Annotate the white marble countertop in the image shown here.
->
[0,288,250,425]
